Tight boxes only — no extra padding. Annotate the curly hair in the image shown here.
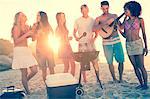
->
[124,1,141,17]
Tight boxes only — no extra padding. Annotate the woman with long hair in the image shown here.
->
[11,12,38,94]
[32,11,55,81]
[55,12,75,76]
[120,1,148,89]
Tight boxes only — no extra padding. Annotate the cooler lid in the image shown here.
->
[45,73,78,87]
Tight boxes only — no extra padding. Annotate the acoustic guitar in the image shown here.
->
[98,13,125,39]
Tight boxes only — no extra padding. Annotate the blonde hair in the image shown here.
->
[11,12,22,37]
[13,12,22,26]
[56,12,67,30]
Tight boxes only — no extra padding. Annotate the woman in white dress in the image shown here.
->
[11,12,38,94]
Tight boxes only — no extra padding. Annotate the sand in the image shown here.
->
[0,55,150,99]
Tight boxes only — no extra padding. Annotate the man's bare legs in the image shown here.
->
[92,59,100,81]
[108,64,118,82]
[70,59,76,76]
[118,63,124,82]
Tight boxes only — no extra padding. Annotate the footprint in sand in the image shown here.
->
[142,92,150,99]
[123,92,141,99]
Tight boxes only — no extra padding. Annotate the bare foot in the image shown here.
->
[113,79,119,83]
[24,90,30,95]
[141,85,149,90]
[118,80,127,83]
[84,80,87,84]
[135,85,143,89]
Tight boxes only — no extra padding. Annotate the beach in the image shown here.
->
[0,55,150,99]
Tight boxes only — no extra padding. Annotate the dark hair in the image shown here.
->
[101,1,109,7]
[81,4,88,10]
[124,1,141,17]
[38,11,52,33]
[39,11,49,27]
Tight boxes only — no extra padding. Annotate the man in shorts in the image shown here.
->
[73,4,100,83]
[92,1,124,83]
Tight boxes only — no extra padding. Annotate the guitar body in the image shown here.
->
[98,24,114,38]
[97,18,115,39]
[96,13,125,39]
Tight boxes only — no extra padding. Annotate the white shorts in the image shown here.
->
[12,47,38,69]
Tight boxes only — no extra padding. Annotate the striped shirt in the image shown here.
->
[102,35,121,45]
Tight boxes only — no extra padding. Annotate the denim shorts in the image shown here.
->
[36,49,55,69]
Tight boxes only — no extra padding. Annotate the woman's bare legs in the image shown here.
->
[135,55,148,89]
[63,59,70,73]
[63,59,76,76]
[47,56,55,74]
[27,65,37,81]
[41,67,47,81]
[70,59,76,76]
[128,55,143,88]
[48,66,55,74]
[20,68,30,94]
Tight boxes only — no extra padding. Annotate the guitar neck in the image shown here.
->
[109,13,125,27]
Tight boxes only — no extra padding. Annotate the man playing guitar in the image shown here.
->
[92,1,125,83]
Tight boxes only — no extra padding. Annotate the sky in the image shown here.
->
[0,0,150,61]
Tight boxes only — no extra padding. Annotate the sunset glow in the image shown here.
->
[49,35,60,54]
[0,0,150,63]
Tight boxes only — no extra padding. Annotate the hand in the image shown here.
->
[26,31,33,38]
[68,36,73,40]
[95,17,100,23]
[106,18,114,25]
[143,48,148,56]
[95,29,100,34]
[123,15,128,22]
[90,38,95,44]
[124,15,128,19]
[75,37,80,41]
[31,35,37,41]
[119,29,123,34]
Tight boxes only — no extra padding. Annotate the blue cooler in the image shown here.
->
[46,73,78,99]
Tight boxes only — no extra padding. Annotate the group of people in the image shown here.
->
[11,0,148,94]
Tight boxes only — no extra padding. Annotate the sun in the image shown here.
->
[48,35,60,54]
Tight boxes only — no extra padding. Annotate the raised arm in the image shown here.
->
[31,23,39,41]
[117,16,128,38]
[118,16,127,30]
[12,25,30,44]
